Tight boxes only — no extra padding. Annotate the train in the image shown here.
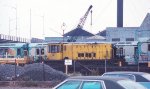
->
[47,42,112,60]
[0,43,30,65]
[0,41,149,67]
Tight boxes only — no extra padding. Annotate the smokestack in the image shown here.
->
[117,0,123,27]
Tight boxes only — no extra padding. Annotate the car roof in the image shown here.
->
[54,76,128,89]
[68,76,128,82]
[103,71,150,82]
[103,71,148,75]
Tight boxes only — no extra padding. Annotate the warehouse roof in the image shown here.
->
[64,28,94,36]
[140,13,150,29]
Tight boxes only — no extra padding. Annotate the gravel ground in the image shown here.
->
[0,63,68,81]
[0,87,51,89]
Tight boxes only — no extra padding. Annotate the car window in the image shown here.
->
[140,82,150,89]
[117,80,147,89]
[56,80,81,89]
[118,74,135,81]
[103,74,135,81]
[81,81,103,89]
[142,74,150,81]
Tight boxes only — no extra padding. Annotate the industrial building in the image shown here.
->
[106,13,150,42]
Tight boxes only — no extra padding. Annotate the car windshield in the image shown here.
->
[142,74,150,81]
[56,80,81,89]
[117,80,147,89]
[56,80,103,89]
[81,81,103,89]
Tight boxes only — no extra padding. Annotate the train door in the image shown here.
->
[116,47,124,59]
[35,48,45,61]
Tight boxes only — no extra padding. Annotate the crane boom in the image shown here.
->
[77,5,93,28]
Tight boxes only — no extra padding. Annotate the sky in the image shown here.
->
[0,0,150,39]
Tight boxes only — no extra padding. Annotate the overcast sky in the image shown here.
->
[0,0,150,39]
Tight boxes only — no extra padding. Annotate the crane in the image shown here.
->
[77,5,93,28]
[65,5,93,42]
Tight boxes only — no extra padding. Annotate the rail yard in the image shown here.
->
[1,0,150,88]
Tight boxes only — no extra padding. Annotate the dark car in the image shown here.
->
[53,76,146,89]
[102,71,150,88]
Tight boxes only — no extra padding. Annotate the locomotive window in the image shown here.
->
[148,44,150,51]
[50,45,60,53]
[78,53,81,57]
[48,46,50,53]
[36,49,39,55]
[89,53,91,58]
[86,53,88,57]
[93,53,96,57]
[81,53,84,57]
[78,53,84,57]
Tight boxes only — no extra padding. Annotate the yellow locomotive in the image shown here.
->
[47,42,112,61]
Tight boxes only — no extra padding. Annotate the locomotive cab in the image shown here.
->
[47,43,64,60]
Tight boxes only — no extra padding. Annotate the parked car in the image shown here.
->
[102,71,150,89]
[53,76,146,89]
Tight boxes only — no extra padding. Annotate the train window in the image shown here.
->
[126,38,134,41]
[50,45,60,53]
[36,49,40,55]
[17,48,21,56]
[41,49,44,55]
[89,53,91,58]
[148,44,150,51]
[48,46,51,53]
[24,50,28,56]
[0,49,3,55]
[57,46,59,52]
[120,48,124,56]
[93,53,96,57]
[86,53,88,57]
[81,53,84,57]
[5,49,8,53]
[112,38,120,41]
[78,53,81,57]
[78,53,84,57]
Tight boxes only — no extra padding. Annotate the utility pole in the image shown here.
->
[61,22,67,74]
[41,15,45,39]
[11,6,17,40]
[30,8,32,43]
[16,6,17,38]
[9,17,11,36]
